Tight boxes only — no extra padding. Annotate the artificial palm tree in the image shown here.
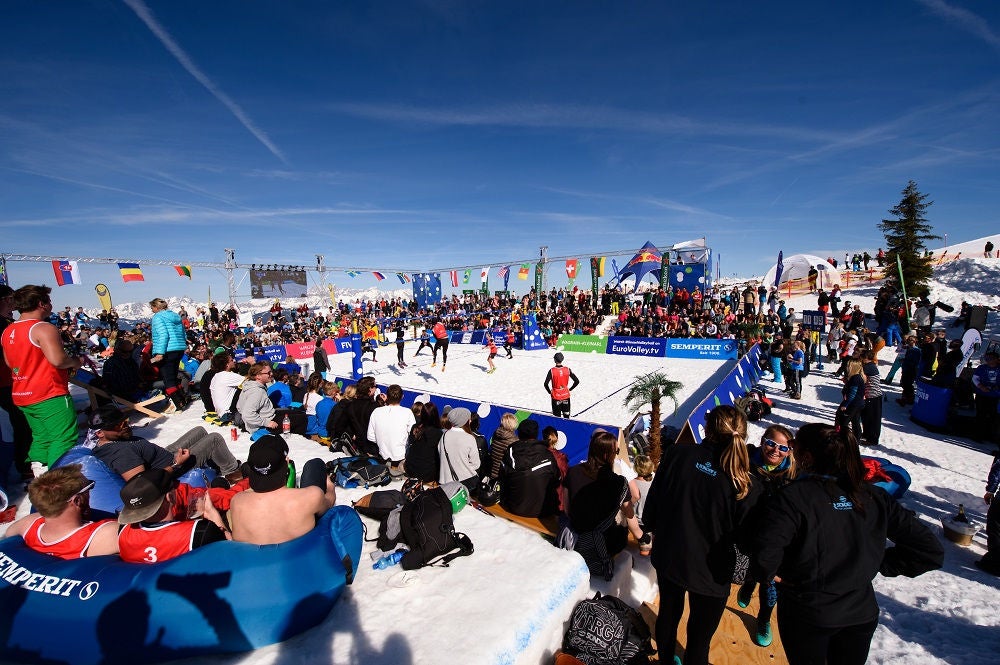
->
[623,372,683,467]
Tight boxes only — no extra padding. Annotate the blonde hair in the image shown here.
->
[634,455,655,479]
[246,361,272,381]
[149,298,168,311]
[499,413,518,432]
[845,359,863,380]
[707,405,752,500]
[341,385,357,400]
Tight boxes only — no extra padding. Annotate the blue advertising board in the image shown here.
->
[664,339,738,360]
[606,336,668,358]
[682,343,763,444]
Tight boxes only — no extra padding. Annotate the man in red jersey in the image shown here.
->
[117,467,229,564]
[1,285,82,472]
[4,464,118,558]
[543,352,580,419]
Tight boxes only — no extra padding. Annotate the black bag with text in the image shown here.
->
[562,592,654,664]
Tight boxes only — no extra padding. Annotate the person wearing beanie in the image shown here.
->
[544,352,580,418]
[227,435,335,545]
[437,407,481,494]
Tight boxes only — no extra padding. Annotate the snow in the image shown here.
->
[4,253,1000,664]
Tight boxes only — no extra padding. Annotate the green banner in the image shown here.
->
[557,334,609,354]
[660,251,670,290]
[535,262,544,299]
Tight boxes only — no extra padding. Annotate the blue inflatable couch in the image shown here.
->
[0,505,363,665]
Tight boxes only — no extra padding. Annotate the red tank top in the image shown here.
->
[22,517,114,559]
[433,322,448,340]
[1,319,70,406]
[550,366,571,400]
[118,520,199,564]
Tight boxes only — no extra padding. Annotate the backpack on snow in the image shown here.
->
[328,432,361,457]
[735,388,772,422]
[394,486,473,570]
[328,456,391,489]
[562,592,654,665]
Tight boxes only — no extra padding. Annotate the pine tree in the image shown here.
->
[877,180,940,294]
[623,372,683,467]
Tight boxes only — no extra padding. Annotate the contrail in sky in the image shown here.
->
[122,0,287,163]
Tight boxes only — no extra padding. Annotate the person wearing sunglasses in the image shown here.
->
[753,424,942,665]
[236,361,280,441]
[736,424,797,648]
[4,464,118,559]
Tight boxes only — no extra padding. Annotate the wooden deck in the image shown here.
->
[643,584,788,664]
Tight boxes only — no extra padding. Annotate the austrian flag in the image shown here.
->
[565,259,578,279]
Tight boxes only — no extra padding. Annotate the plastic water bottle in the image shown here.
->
[282,414,291,437]
[372,550,405,570]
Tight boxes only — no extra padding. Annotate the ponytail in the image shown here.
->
[707,406,752,500]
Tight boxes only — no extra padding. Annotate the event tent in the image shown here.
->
[762,253,842,289]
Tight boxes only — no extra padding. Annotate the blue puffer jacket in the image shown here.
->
[151,309,187,354]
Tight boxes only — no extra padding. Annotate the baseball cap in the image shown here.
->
[89,404,128,431]
[118,468,179,525]
[447,407,472,428]
[245,435,290,492]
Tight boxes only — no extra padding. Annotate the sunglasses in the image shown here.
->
[68,480,96,502]
[763,438,791,453]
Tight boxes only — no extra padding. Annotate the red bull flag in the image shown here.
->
[616,241,663,286]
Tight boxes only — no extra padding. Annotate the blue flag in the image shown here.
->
[774,251,784,287]
[611,258,620,284]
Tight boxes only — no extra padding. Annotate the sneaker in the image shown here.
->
[431,362,436,367]
[639,532,652,556]
[737,583,753,608]
[753,620,773,647]
[672,656,682,665]
[487,368,496,374]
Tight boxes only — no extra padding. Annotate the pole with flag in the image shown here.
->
[0,255,7,286]
[773,250,784,287]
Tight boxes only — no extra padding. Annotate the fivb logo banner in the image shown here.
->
[665,339,738,360]
[323,338,355,355]
[607,336,667,358]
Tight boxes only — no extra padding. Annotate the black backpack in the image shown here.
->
[329,431,361,457]
[562,592,654,665]
[398,487,473,570]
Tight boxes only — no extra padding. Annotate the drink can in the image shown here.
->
[230,427,238,442]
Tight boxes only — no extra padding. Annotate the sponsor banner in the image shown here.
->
[607,336,667,358]
[262,345,288,363]
[233,348,247,361]
[285,342,315,360]
[665,339,737,360]
[324,338,355,355]
[557,334,609,354]
[683,343,763,444]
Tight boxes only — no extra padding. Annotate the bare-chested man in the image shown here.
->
[226,435,335,545]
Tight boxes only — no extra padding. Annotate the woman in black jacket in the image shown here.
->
[643,405,760,665]
[404,401,442,483]
[753,423,943,665]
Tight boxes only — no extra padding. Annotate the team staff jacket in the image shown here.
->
[642,442,762,598]
[21,517,117,560]
[753,477,943,628]
[544,367,579,400]
[2,319,71,406]
[118,519,226,564]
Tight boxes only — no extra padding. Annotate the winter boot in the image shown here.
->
[753,620,773,647]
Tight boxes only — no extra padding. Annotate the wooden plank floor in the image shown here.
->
[642,584,788,664]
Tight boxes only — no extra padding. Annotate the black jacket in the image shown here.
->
[643,442,761,598]
[753,476,943,628]
[501,439,560,518]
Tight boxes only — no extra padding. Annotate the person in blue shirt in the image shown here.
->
[786,340,805,399]
[972,351,1000,443]
[267,368,294,409]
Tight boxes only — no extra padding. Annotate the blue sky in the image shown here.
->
[2,0,998,309]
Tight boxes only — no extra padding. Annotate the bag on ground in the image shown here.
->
[398,486,473,570]
[328,456,391,489]
[562,592,654,665]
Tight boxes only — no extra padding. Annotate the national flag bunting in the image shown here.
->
[463,269,471,284]
[0,256,8,286]
[174,265,192,279]
[565,259,578,279]
[480,266,490,284]
[372,271,386,281]
[346,270,361,278]
[396,272,411,284]
[52,260,81,286]
[592,256,606,278]
[449,270,459,287]
[497,265,509,280]
[517,263,530,280]
[117,262,143,283]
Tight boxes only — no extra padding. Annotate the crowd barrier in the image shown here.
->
[677,343,764,444]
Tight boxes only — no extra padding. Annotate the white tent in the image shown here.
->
[762,253,842,289]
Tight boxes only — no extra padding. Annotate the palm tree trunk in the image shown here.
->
[649,389,662,466]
